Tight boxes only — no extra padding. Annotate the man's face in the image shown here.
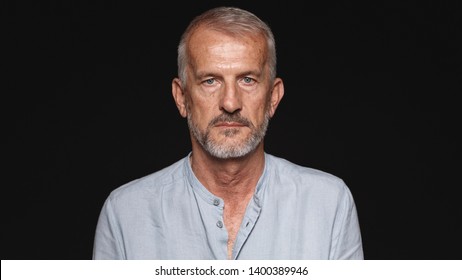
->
[183,28,275,159]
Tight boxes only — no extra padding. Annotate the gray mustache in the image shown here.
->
[209,113,253,128]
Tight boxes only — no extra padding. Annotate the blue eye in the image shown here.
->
[204,78,215,85]
[243,77,254,83]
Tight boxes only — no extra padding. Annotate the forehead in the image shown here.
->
[187,26,267,68]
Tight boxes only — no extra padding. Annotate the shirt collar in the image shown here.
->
[184,152,269,207]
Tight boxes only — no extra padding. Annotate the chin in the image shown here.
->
[205,141,259,160]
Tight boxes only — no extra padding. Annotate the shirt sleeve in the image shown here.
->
[330,182,364,259]
[92,197,126,260]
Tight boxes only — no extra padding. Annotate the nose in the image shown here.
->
[219,83,242,114]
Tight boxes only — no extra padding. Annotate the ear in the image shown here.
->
[172,78,188,118]
[267,78,284,118]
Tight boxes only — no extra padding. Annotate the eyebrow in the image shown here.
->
[194,69,263,80]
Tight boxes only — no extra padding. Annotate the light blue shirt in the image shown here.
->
[93,153,363,259]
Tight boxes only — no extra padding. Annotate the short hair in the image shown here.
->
[177,6,277,86]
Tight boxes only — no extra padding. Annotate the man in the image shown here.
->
[93,6,363,260]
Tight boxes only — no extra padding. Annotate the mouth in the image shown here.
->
[214,122,246,128]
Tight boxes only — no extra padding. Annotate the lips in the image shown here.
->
[215,122,246,127]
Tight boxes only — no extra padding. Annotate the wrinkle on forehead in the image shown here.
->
[187,27,267,75]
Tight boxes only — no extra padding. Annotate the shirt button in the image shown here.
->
[213,199,220,206]
[216,221,223,228]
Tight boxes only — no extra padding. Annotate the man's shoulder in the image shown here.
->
[107,156,187,202]
[266,153,348,194]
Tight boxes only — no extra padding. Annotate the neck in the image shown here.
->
[190,144,265,200]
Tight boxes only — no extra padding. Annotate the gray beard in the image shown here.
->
[187,112,270,159]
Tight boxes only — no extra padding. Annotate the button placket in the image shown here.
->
[213,198,224,229]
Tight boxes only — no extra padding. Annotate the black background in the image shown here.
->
[4,0,461,259]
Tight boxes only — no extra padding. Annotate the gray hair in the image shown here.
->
[177,6,277,86]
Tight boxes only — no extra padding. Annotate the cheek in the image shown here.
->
[248,98,270,121]
[189,104,213,128]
